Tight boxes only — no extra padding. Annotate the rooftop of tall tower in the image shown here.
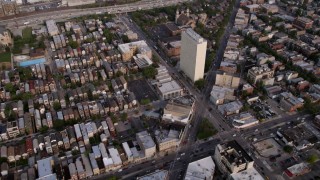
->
[184,28,206,43]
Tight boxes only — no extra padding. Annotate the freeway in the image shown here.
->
[0,0,192,28]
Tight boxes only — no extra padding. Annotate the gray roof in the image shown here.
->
[0,26,6,34]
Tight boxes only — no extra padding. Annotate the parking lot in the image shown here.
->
[250,99,278,120]
[128,79,158,102]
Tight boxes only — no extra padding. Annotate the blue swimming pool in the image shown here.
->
[19,58,46,67]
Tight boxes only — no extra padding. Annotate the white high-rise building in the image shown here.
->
[180,28,207,82]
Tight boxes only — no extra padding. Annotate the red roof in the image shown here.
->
[284,170,293,177]
[26,138,33,151]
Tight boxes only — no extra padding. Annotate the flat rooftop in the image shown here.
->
[37,157,53,178]
[218,140,253,165]
[184,28,206,43]
[136,131,156,149]
[185,156,215,180]
[230,167,264,180]
[155,129,180,144]
[158,80,182,94]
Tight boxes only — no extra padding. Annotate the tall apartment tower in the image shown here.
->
[180,28,207,82]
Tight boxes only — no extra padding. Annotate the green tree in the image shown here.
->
[71,150,80,156]
[17,67,33,81]
[68,40,79,49]
[116,71,123,77]
[307,154,319,164]
[140,98,151,105]
[121,35,130,43]
[4,83,16,93]
[22,92,33,101]
[88,90,93,101]
[103,29,114,43]
[194,79,205,90]
[142,66,157,79]
[110,113,118,123]
[53,120,65,131]
[0,157,7,164]
[197,118,217,140]
[39,126,49,134]
[53,102,62,111]
[108,176,118,180]
[283,145,293,153]
[120,113,128,121]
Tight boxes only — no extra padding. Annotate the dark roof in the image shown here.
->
[224,140,253,163]
[164,22,180,32]
[160,36,181,43]
[0,26,6,34]
[0,124,7,134]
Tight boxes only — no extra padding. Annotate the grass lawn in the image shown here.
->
[197,118,218,140]
[22,27,32,39]
[0,52,11,62]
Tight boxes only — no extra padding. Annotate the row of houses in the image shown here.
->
[0,91,137,140]
[0,118,115,160]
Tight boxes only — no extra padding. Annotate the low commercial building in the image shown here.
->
[118,40,152,61]
[279,92,304,112]
[284,163,311,178]
[265,85,282,99]
[219,61,237,74]
[260,4,279,14]
[162,95,195,124]
[155,129,181,152]
[64,0,96,7]
[247,65,274,85]
[36,157,57,180]
[0,26,12,47]
[280,124,316,150]
[46,20,59,36]
[244,4,260,13]
[160,39,181,57]
[136,131,156,158]
[214,140,254,174]
[215,72,240,88]
[156,80,183,100]
[184,156,215,180]
[133,54,153,68]
[153,65,172,85]
[218,101,243,116]
[293,17,313,30]
[232,112,258,129]
[210,86,235,105]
